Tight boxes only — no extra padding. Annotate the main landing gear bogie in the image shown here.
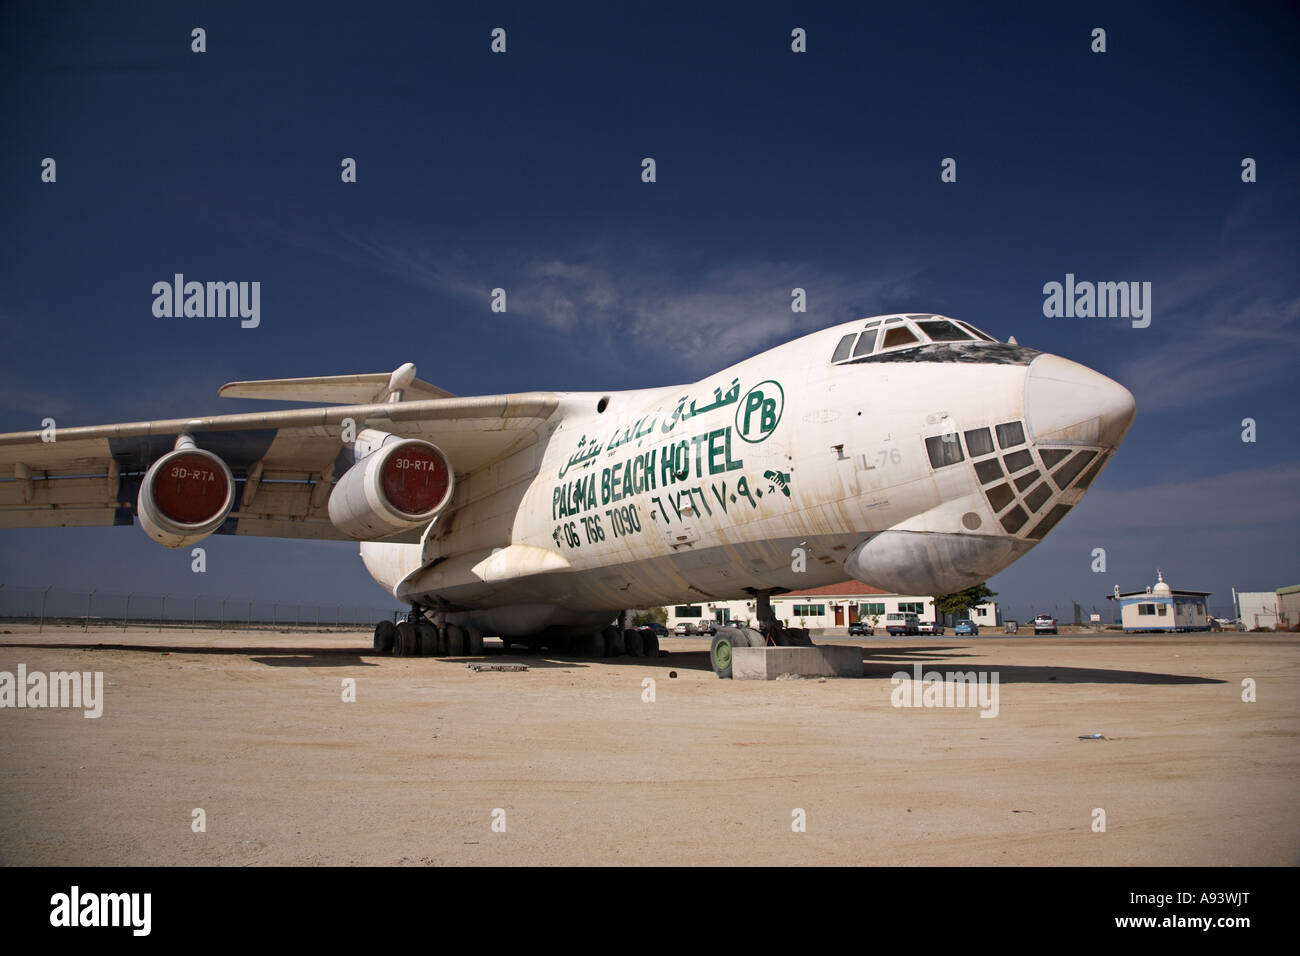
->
[375,612,662,662]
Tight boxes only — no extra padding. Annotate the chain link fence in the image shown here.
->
[0,584,402,633]
[994,602,1119,629]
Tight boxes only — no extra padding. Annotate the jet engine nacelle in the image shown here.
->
[137,445,236,548]
[328,433,454,540]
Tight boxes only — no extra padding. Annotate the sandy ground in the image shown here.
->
[0,624,1295,866]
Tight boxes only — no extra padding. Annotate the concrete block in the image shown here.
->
[731,645,863,680]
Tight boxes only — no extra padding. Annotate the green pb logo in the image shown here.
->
[736,380,784,443]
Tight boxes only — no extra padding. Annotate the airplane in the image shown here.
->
[0,313,1135,677]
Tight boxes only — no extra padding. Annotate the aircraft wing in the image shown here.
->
[0,393,559,541]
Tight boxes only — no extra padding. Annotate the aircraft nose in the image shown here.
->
[1024,354,1136,447]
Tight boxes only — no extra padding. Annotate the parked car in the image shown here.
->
[954,619,978,636]
[637,622,669,638]
[917,620,944,635]
[1033,614,1058,635]
[695,621,718,636]
[885,612,920,636]
[848,621,873,636]
[673,622,692,636]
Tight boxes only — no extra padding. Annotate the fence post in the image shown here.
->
[159,595,165,632]
[84,589,95,633]
[39,586,51,633]
[220,597,227,631]
[192,596,198,631]
[123,593,132,632]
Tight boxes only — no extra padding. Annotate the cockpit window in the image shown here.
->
[881,325,919,349]
[831,333,855,363]
[957,321,998,343]
[917,320,974,342]
[852,329,878,357]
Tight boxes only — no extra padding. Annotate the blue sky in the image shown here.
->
[1,1,1297,617]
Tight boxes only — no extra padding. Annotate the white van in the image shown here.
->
[885,612,920,636]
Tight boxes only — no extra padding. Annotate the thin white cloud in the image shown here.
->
[1114,195,1300,413]
[319,231,918,372]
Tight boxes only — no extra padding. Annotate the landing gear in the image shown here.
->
[394,621,419,656]
[573,631,604,657]
[374,619,396,654]
[709,626,765,678]
[445,624,466,656]
[465,627,485,655]
[377,606,663,663]
[710,631,735,678]
[752,589,814,649]
[417,622,440,656]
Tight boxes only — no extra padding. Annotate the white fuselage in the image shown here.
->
[360,315,1135,638]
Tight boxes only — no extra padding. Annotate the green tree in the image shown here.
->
[934,584,998,624]
[631,606,668,626]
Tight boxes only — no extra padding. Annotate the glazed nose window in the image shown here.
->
[926,434,965,469]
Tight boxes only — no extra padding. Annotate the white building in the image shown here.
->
[1235,590,1281,630]
[664,580,998,631]
[1111,570,1212,633]
[1276,585,1300,629]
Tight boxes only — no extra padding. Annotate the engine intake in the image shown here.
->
[328,435,454,539]
[138,445,235,548]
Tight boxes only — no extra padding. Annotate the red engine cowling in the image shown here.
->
[328,436,454,540]
[137,446,236,548]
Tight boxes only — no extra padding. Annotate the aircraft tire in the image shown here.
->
[394,621,418,657]
[445,624,466,656]
[710,631,736,679]
[642,633,659,657]
[738,627,766,648]
[624,629,644,657]
[374,620,396,655]
[605,628,626,657]
[417,623,439,656]
[466,627,484,655]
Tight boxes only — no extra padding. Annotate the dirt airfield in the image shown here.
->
[0,624,1295,866]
